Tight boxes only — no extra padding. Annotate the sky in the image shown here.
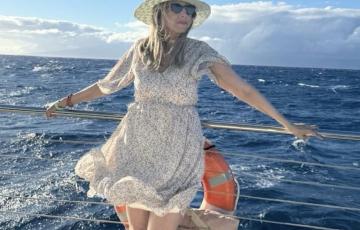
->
[1,0,360,69]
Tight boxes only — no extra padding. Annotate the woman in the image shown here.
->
[46,0,321,229]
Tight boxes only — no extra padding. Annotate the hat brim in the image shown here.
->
[134,0,211,27]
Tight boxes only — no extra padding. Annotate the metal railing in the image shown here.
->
[1,104,359,230]
[1,104,360,141]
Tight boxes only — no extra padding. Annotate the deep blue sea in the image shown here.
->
[0,54,359,230]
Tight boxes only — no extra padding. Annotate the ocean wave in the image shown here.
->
[32,64,64,73]
[330,85,349,93]
[8,86,37,97]
[232,163,287,189]
[298,83,320,88]
[32,66,49,72]
[291,139,307,152]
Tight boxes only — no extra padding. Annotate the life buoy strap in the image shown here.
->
[208,171,232,188]
[204,144,216,151]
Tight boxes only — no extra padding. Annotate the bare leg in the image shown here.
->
[114,205,129,230]
[126,206,150,230]
[200,200,235,215]
[147,211,184,230]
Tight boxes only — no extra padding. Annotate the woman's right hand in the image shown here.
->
[45,102,57,118]
[45,99,65,118]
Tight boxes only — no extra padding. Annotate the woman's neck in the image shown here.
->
[168,30,180,42]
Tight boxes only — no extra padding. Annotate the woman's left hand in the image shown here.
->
[286,123,324,140]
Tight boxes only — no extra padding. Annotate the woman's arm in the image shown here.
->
[45,83,105,118]
[45,40,138,118]
[209,63,321,139]
[58,83,105,107]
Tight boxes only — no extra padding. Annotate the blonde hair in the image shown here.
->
[137,1,193,72]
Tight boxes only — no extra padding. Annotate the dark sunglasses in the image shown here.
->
[170,3,197,18]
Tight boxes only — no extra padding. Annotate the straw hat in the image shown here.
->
[134,0,211,27]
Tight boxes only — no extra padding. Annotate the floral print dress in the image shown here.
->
[75,37,231,217]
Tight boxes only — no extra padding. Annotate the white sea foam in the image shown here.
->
[9,86,36,97]
[258,79,266,83]
[331,85,348,89]
[291,139,307,152]
[32,63,64,73]
[330,85,349,93]
[232,163,287,189]
[24,132,37,139]
[298,83,320,88]
[32,65,48,72]
[0,168,77,224]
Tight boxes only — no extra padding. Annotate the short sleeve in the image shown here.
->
[190,41,231,85]
[96,42,137,95]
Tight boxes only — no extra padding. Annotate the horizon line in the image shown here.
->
[1,53,359,72]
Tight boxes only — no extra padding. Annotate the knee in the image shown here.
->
[147,212,184,230]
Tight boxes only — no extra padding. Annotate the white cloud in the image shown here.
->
[0,37,35,54]
[190,2,360,69]
[0,15,144,59]
[0,2,360,69]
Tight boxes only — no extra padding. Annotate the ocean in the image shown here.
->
[0,54,359,229]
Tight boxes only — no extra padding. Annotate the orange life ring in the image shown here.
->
[114,139,239,227]
[201,139,239,213]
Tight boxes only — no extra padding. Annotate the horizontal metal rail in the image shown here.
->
[2,146,359,172]
[5,138,357,191]
[223,152,360,171]
[3,169,360,194]
[1,104,360,141]
[1,191,359,212]
[0,210,123,225]
[2,168,360,196]
[237,171,360,192]
[235,216,339,230]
